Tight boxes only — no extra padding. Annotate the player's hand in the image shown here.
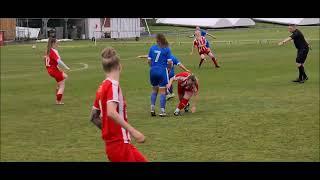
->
[132,130,145,143]
[278,41,284,46]
[191,106,196,113]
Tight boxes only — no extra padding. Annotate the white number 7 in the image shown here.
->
[154,50,161,62]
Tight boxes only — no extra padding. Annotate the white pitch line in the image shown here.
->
[69,63,89,72]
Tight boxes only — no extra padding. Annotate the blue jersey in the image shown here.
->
[200,29,207,37]
[148,45,172,69]
[169,55,180,78]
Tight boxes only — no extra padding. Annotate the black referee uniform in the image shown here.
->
[290,29,309,82]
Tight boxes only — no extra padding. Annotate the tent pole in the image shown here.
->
[144,19,151,36]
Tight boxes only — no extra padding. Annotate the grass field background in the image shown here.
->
[1,24,319,161]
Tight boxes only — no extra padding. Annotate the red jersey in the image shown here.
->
[45,48,60,70]
[193,36,209,54]
[174,72,199,94]
[94,78,131,144]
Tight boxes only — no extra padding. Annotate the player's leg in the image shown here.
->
[55,71,67,104]
[166,72,175,100]
[293,49,308,83]
[208,51,220,68]
[174,91,193,116]
[151,86,159,116]
[199,54,206,68]
[158,69,169,117]
[150,67,161,116]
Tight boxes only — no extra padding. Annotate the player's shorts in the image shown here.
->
[177,84,194,97]
[296,47,309,64]
[105,141,148,162]
[150,66,169,88]
[47,68,65,82]
[199,49,211,56]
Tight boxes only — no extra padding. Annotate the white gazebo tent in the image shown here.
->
[156,18,255,28]
[253,18,320,25]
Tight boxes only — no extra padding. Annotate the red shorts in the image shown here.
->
[199,48,211,55]
[178,84,193,97]
[47,68,64,82]
[105,141,148,162]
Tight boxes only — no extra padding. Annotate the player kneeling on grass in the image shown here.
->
[90,47,148,162]
[167,72,199,116]
[44,37,70,105]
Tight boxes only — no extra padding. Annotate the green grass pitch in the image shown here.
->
[1,24,319,161]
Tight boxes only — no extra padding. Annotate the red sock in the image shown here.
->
[56,94,63,102]
[178,98,189,110]
[211,57,219,67]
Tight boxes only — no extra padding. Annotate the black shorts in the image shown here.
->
[296,47,309,64]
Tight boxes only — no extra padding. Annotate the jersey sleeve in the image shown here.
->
[93,94,100,110]
[172,56,180,65]
[290,31,298,40]
[148,47,153,60]
[106,82,120,104]
[166,48,172,62]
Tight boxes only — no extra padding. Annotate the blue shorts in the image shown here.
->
[206,41,210,48]
[150,67,169,88]
[169,69,175,79]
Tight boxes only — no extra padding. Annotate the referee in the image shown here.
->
[278,24,310,83]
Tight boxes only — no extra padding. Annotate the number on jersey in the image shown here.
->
[154,50,161,62]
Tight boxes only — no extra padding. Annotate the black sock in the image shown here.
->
[301,66,308,79]
[199,59,204,68]
[298,66,303,80]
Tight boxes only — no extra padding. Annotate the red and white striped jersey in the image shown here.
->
[174,72,199,93]
[45,48,60,69]
[193,36,209,53]
[94,78,131,144]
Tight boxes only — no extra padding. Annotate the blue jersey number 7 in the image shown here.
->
[154,50,161,62]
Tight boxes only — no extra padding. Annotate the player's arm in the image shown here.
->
[137,55,148,58]
[278,37,292,46]
[90,108,102,129]
[206,33,217,39]
[177,63,191,73]
[166,76,177,90]
[107,102,145,143]
[166,49,173,71]
[57,59,70,70]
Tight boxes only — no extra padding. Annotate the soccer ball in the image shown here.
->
[32,45,36,49]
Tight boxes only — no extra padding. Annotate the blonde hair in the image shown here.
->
[101,47,120,73]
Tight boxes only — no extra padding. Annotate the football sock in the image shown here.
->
[168,86,173,94]
[298,66,303,80]
[199,59,205,68]
[56,94,63,102]
[151,92,157,106]
[301,66,307,79]
[211,57,219,67]
[178,98,189,110]
[160,94,166,111]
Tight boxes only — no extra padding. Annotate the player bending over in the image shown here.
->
[167,72,199,116]
[44,37,70,105]
[148,34,173,117]
[166,55,191,100]
[191,30,220,68]
[89,47,147,162]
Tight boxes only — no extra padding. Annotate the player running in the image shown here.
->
[189,26,216,49]
[44,37,70,105]
[89,47,148,162]
[148,34,173,117]
[191,30,220,68]
[167,72,199,116]
[166,55,191,100]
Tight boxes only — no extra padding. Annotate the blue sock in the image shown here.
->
[160,94,166,111]
[151,92,157,107]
